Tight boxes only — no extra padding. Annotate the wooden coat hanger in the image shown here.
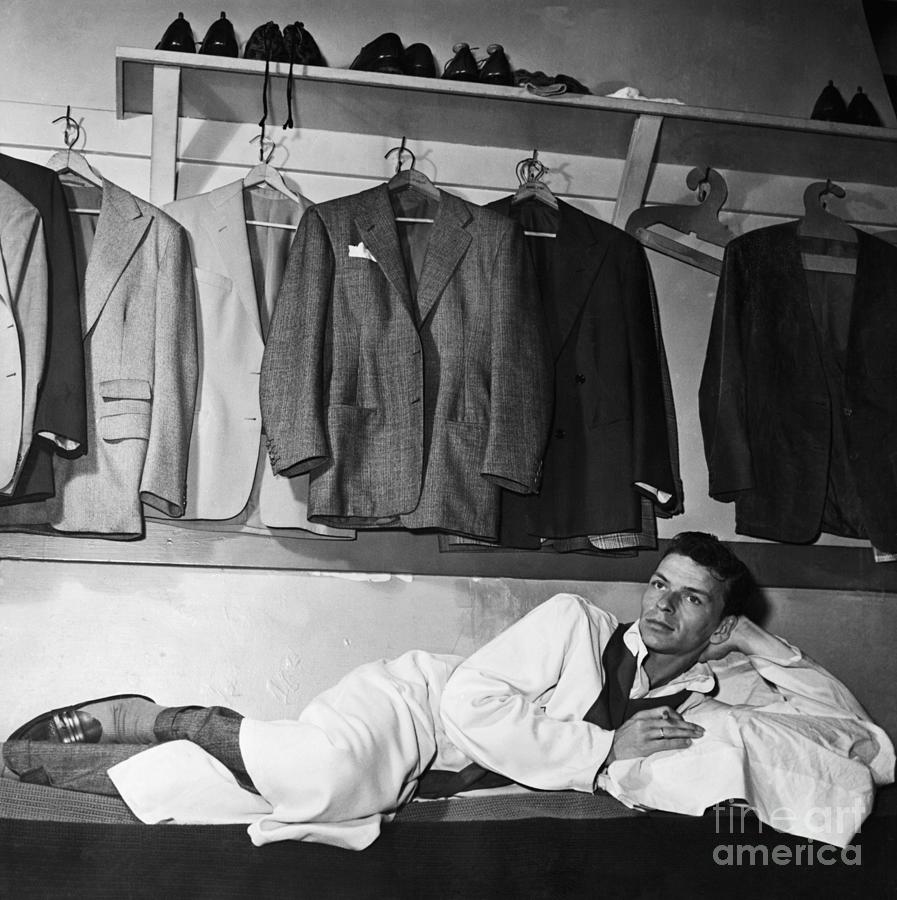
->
[797,181,858,273]
[512,150,559,212]
[46,107,102,213]
[625,167,734,275]
[386,137,439,223]
[243,129,302,230]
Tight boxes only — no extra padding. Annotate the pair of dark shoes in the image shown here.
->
[811,81,882,127]
[350,32,436,78]
[443,43,514,87]
[156,11,239,57]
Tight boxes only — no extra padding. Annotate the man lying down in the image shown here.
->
[8,532,894,851]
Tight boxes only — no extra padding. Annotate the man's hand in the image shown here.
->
[699,615,788,663]
[604,707,704,765]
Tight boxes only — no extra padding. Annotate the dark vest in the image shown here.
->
[416,622,692,798]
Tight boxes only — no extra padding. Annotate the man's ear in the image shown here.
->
[709,613,737,644]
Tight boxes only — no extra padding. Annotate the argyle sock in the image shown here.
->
[75,697,167,744]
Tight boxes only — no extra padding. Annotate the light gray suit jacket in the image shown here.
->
[0,181,47,494]
[6,179,199,536]
[261,185,553,541]
[160,180,352,537]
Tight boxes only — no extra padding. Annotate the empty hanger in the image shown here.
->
[797,180,858,274]
[625,167,734,275]
[46,106,102,214]
[386,137,439,223]
[243,128,302,230]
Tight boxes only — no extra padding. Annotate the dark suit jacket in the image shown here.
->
[699,222,897,552]
[260,185,553,541]
[0,153,85,503]
[487,197,678,542]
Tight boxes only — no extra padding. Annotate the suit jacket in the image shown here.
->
[260,184,553,540]
[487,197,678,542]
[0,182,47,494]
[161,180,352,537]
[699,222,897,552]
[3,179,198,536]
[0,153,84,502]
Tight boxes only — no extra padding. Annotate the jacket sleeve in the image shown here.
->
[481,221,553,494]
[440,594,615,792]
[698,239,754,499]
[32,171,85,452]
[139,222,198,517]
[622,239,678,504]
[261,207,332,478]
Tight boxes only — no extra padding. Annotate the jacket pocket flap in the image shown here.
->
[99,412,151,441]
[100,379,152,401]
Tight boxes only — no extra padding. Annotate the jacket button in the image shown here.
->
[575,373,586,384]
[554,428,566,439]
[842,407,853,417]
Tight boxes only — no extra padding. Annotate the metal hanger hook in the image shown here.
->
[51,105,81,150]
[385,137,416,174]
[250,132,276,164]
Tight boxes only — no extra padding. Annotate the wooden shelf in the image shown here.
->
[116,46,897,187]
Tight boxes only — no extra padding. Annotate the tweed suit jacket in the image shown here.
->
[159,180,352,537]
[0,154,85,503]
[261,184,553,540]
[4,180,199,536]
[700,223,897,552]
[0,182,47,494]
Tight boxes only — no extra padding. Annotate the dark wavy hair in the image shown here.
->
[661,532,754,618]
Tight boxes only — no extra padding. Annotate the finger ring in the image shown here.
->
[660,727,665,739]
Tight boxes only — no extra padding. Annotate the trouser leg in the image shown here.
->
[153,705,257,792]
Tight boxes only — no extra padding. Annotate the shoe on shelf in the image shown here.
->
[810,80,848,122]
[479,44,514,87]
[442,42,479,82]
[283,21,327,67]
[7,694,158,744]
[199,11,239,57]
[350,32,404,75]
[156,12,196,53]
[402,42,436,78]
[846,86,882,127]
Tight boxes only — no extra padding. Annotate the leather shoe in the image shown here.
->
[351,32,404,75]
[402,42,436,78]
[846,86,882,127]
[156,12,196,53]
[810,80,848,122]
[479,43,514,87]
[8,694,156,743]
[442,43,479,82]
[200,11,239,57]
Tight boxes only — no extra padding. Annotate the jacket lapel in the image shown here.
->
[551,201,611,358]
[204,180,262,340]
[416,190,472,323]
[353,185,413,313]
[83,180,151,336]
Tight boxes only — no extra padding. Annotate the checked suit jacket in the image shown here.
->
[260,184,553,541]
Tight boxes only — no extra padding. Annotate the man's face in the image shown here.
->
[639,552,730,658]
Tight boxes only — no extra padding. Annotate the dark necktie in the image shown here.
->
[416,622,692,799]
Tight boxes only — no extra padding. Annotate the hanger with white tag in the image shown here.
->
[46,106,102,214]
[797,180,858,274]
[243,128,302,230]
[511,150,558,238]
[386,137,439,223]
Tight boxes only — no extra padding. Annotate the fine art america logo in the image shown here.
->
[711,801,863,866]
